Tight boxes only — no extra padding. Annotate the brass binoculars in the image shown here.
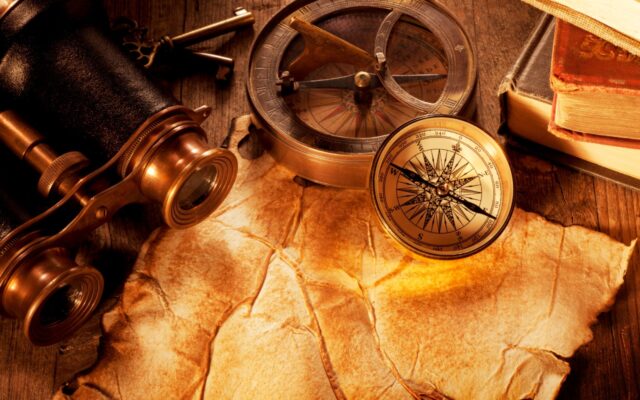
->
[0,0,238,345]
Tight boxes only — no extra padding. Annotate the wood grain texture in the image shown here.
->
[0,0,637,399]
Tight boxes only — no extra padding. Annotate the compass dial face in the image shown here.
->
[282,11,448,139]
[370,116,514,259]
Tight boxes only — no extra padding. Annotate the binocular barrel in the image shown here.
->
[0,0,237,229]
[0,0,239,345]
[0,153,103,346]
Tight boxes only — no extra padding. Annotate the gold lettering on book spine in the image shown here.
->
[579,34,640,64]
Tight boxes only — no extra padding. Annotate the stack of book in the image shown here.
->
[499,0,640,189]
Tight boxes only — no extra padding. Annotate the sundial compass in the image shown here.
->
[370,116,515,259]
[247,0,476,187]
[248,0,513,258]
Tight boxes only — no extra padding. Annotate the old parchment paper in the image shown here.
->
[55,116,635,399]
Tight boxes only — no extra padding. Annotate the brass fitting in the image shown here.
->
[0,241,103,346]
[118,106,237,229]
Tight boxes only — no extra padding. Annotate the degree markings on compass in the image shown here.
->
[333,110,353,134]
[256,86,268,97]
[375,110,396,130]
[262,43,276,51]
[319,105,346,122]
[296,4,313,15]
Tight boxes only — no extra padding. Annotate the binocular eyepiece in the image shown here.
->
[0,151,104,346]
[1,245,103,346]
[115,106,237,229]
[0,0,239,344]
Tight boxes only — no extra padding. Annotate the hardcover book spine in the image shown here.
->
[498,14,554,133]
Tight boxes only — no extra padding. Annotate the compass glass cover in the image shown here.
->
[371,117,514,259]
[281,10,448,139]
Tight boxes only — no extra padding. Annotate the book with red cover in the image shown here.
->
[499,15,640,190]
[550,19,640,148]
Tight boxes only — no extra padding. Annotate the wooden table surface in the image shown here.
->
[1,0,638,399]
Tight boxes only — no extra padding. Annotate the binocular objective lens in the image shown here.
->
[38,284,80,326]
[177,164,218,211]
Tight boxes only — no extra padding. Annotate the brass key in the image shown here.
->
[116,7,255,73]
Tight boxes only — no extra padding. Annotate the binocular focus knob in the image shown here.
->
[37,151,90,199]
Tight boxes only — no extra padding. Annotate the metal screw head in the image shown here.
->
[375,52,387,72]
[354,71,372,88]
[436,182,452,197]
[234,7,249,16]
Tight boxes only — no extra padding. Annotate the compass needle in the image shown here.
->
[292,73,448,92]
[448,192,497,220]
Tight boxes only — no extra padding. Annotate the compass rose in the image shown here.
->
[394,149,487,234]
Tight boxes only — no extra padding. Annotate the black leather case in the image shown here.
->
[0,0,177,161]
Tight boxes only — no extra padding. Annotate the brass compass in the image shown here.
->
[247,0,476,187]
[370,116,514,259]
